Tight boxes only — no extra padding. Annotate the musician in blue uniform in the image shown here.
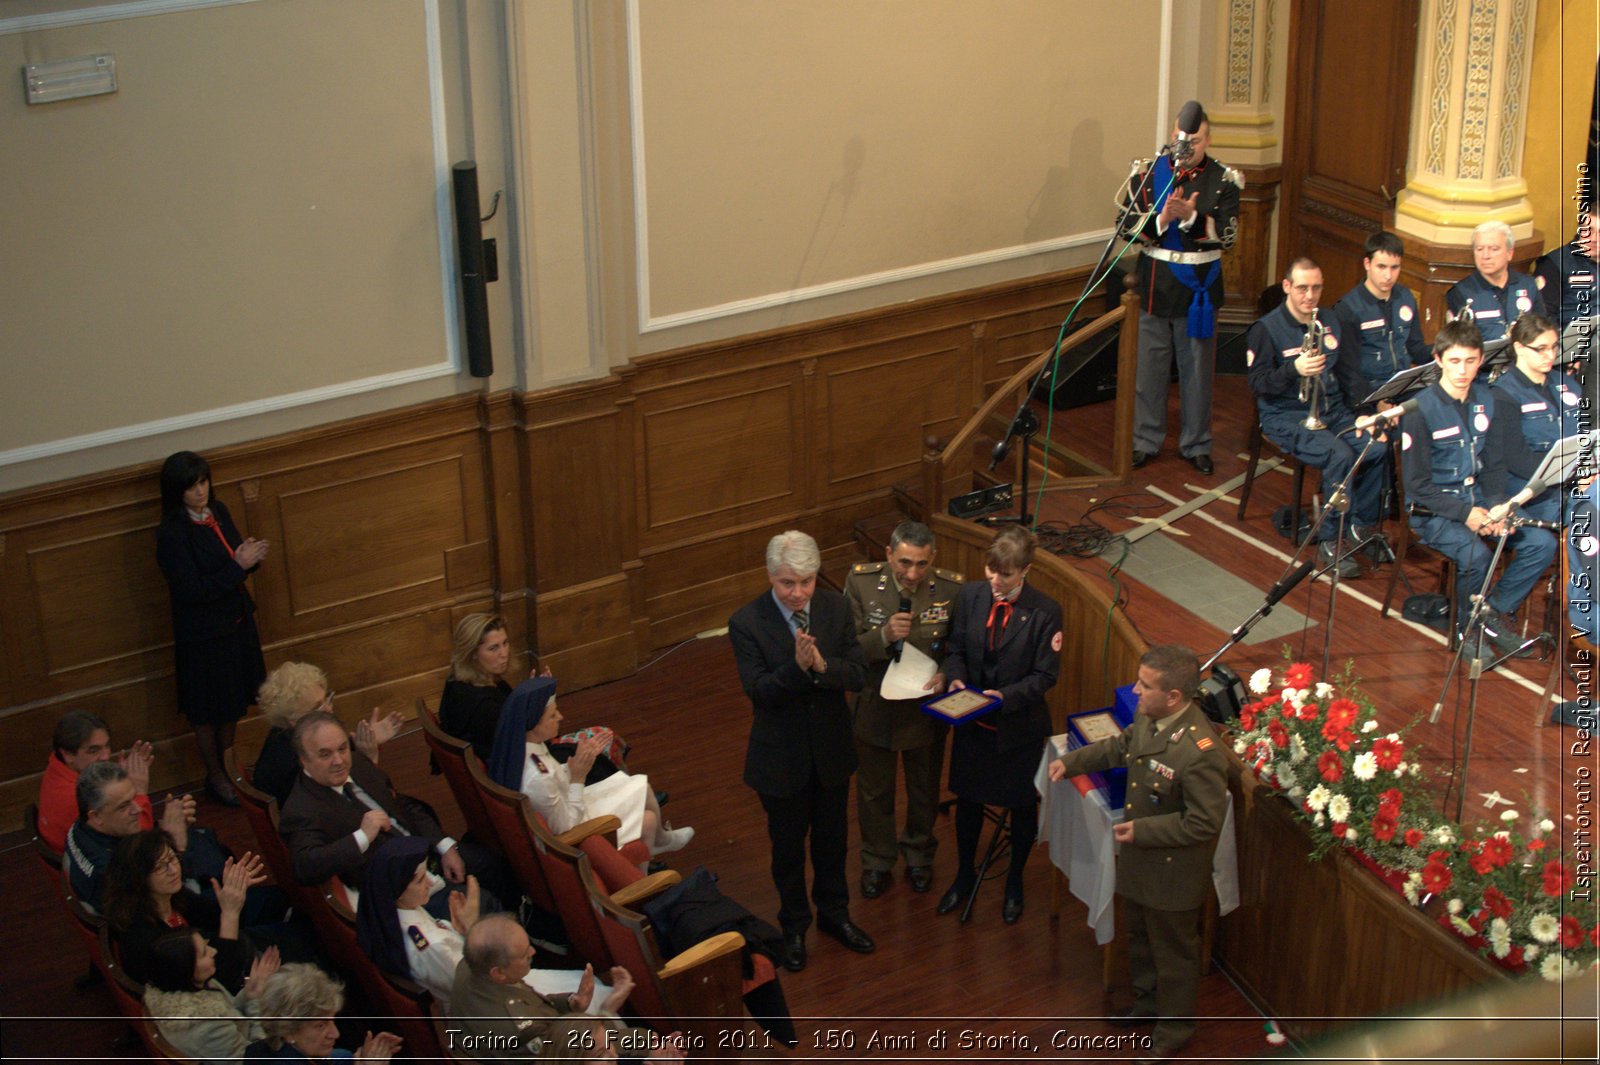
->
[1398,322,1555,662]
[1567,476,1600,646]
[1247,258,1389,578]
[1492,314,1583,521]
[1120,103,1242,475]
[1334,231,1431,397]
[1535,223,1599,330]
[1446,221,1540,344]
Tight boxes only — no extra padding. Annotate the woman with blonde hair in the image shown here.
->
[251,662,402,804]
[246,963,401,1061]
[438,613,519,758]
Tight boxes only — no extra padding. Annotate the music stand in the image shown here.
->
[1360,362,1437,409]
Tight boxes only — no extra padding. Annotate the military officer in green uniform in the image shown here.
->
[1047,645,1228,1064]
[844,521,960,898]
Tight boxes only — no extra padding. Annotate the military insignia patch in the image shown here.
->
[921,602,950,624]
[1196,736,1214,751]
[408,925,429,950]
[1051,631,1063,652]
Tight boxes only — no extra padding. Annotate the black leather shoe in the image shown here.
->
[782,933,806,972]
[817,919,875,954]
[654,790,669,807]
[1188,453,1213,475]
[1108,1008,1155,1028]
[936,882,970,916]
[907,865,933,893]
[860,869,889,899]
[1002,891,1024,925]
[1131,450,1153,469]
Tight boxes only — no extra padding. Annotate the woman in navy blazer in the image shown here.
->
[156,451,269,806]
[938,526,1062,925]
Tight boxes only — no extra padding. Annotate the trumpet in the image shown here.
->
[1298,311,1327,431]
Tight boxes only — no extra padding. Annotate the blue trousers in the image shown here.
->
[1413,515,1557,619]
[1261,416,1388,541]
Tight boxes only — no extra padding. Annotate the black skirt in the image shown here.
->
[948,721,1045,808]
[173,613,266,726]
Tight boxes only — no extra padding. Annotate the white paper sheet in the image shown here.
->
[880,641,938,700]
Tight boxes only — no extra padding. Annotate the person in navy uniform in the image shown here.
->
[1121,102,1242,476]
[1334,230,1432,397]
[1048,645,1227,1065]
[844,521,960,899]
[1248,258,1389,578]
[937,526,1062,925]
[1567,476,1600,646]
[1534,222,1599,329]
[728,530,872,972]
[1446,221,1540,344]
[1398,321,1555,663]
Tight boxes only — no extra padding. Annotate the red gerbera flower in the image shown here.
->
[1324,698,1360,730]
[1469,852,1495,875]
[1267,718,1289,749]
[1590,924,1600,949]
[1371,738,1404,771]
[1403,828,1424,848]
[1527,838,1546,852]
[1330,821,1348,838]
[1317,750,1344,783]
[1480,835,1514,869]
[1543,861,1575,897]
[1333,728,1357,752]
[1284,662,1314,690]
[1296,699,1320,723]
[1421,860,1452,893]
[1370,815,1396,843]
[1481,886,1512,919]
[1239,707,1257,731]
[1561,916,1586,950]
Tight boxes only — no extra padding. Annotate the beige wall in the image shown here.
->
[1525,0,1597,248]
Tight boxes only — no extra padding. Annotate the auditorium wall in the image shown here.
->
[1525,0,1598,248]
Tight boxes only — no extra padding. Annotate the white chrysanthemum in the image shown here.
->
[1386,732,1400,742]
[1344,828,1357,841]
[1447,898,1463,915]
[1275,761,1297,786]
[1352,752,1379,781]
[1289,733,1308,765]
[1361,719,1380,734]
[1306,785,1332,812]
[1488,918,1511,958]
[1249,668,1273,695]
[1501,810,1519,824]
[1394,762,1409,777]
[1328,795,1351,823]
[1433,826,1456,845]
[1315,682,1335,700]
[1529,913,1561,944]
[1403,880,1419,905]
[1288,785,1305,799]
[1313,812,1325,826]
[1539,818,1556,834]
[1233,739,1249,755]
[1541,953,1578,982]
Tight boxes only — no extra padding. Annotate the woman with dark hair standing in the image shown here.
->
[156,450,269,806]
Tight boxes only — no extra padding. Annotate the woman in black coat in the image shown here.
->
[156,451,269,805]
[937,526,1062,925]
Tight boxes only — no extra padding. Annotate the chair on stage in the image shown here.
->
[137,1007,202,1065]
[1236,410,1312,538]
[417,697,502,854]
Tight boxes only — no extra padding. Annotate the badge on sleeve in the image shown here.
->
[1051,631,1063,652]
[1473,413,1490,432]
[1324,333,1339,350]
[1399,304,1414,322]
[1402,431,1412,451]
[1516,294,1532,313]
[1563,389,1580,406]
[408,925,429,951]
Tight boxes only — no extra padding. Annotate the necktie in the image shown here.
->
[792,608,809,634]
[986,598,1012,651]
[194,512,235,559]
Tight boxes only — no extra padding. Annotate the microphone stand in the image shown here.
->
[984,406,1040,527]
[1314,429,1386,679]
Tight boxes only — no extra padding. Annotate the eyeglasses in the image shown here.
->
[1523,342,1559,356]
[154,851,180,873]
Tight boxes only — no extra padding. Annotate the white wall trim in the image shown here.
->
[0,363,459,467]
[1,0,463,469]
[1157,0,1175,144]
[0,0,258,35]
[625,0,654,336]
[641,227,1116,333]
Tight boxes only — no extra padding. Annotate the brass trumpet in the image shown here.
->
[1298,311,1327,431]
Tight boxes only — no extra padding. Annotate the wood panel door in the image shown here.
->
[1277,0,1421,298]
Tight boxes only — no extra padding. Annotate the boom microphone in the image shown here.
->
[1172,100,1204,162]
[1353,397,1421,432]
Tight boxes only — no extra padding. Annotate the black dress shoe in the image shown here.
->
[860,869,889,899]
[782,933,806,972]
[1131,450,1153,469]
[907,865,933,893]
[654,790,669,807]
[1188,453,1213,475]
[936,881,971,916]
[817,919,875,954]
[1002,891,1024,925]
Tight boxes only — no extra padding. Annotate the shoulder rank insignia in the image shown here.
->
[1196,736,1215,751]
[851,561,883,574]
[408,924,429,950]
[1224,165,1245,190]
[935,567,964,583]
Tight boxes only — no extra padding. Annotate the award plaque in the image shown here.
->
[1070,709,1122,744]
[920,688,1002,724]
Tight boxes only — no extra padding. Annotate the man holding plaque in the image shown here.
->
[844,520,961,899]
[729,530,873,973]
[1047,645,1227,1063]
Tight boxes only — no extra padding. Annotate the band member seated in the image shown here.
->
[1398,321,1556,662]
[1334,230,1431,397]
[1492,314,1583,532]
[1248,257,1389,577]
[1446,220,1539,343]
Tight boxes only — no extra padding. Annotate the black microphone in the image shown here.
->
[889,596,911,662]
[1264,560,1316,609]
[988,437,1013,472]
[1172,100,1204,161]
[1354,396,1421,431]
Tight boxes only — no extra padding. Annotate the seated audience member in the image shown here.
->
[245,962,402,1062]
[142,929,279,1065]
[276,711,515,910]
[38,710,154,852]
[446,913,670,1061]
[102,828,264,988]
[1447,220,1540,343]
[1570,477,1600,644]
[487,677,691,855]
[1333,230,1431,396]
[439,613,518,758]
[354,838,600,1008]
[66,761,199,909]
[1535,222,1599,329]
[1248,257,1390,577]
[1399,321,1557,662]
[253,662,402,806]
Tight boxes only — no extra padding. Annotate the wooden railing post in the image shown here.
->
[1114,279,1141,478]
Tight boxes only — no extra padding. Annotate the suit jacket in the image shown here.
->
[845,561,961,749]
[729,587,866,797]
[1053,700,1228,911]
[277,751,446,886]
[942,581,1061,753]
[155,498,259,643]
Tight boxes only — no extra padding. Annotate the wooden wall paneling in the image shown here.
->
[1221,164,1282,323]
[481,392,529,597]
[531,574,638,691]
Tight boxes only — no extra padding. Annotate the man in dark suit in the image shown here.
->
[278,710,513,912]
[1048,645,1228,1064]
[728,530,872,972]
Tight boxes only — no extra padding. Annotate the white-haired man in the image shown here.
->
[728,530,872,972]
[1446,220,1540,344]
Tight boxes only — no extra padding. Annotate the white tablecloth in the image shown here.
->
[1035,735,1239,945]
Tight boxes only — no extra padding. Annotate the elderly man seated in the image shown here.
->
[38,710,154,853]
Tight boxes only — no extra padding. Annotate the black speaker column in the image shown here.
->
[451,161,494,378]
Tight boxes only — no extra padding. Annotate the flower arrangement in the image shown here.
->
[1233,660,1597,980]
